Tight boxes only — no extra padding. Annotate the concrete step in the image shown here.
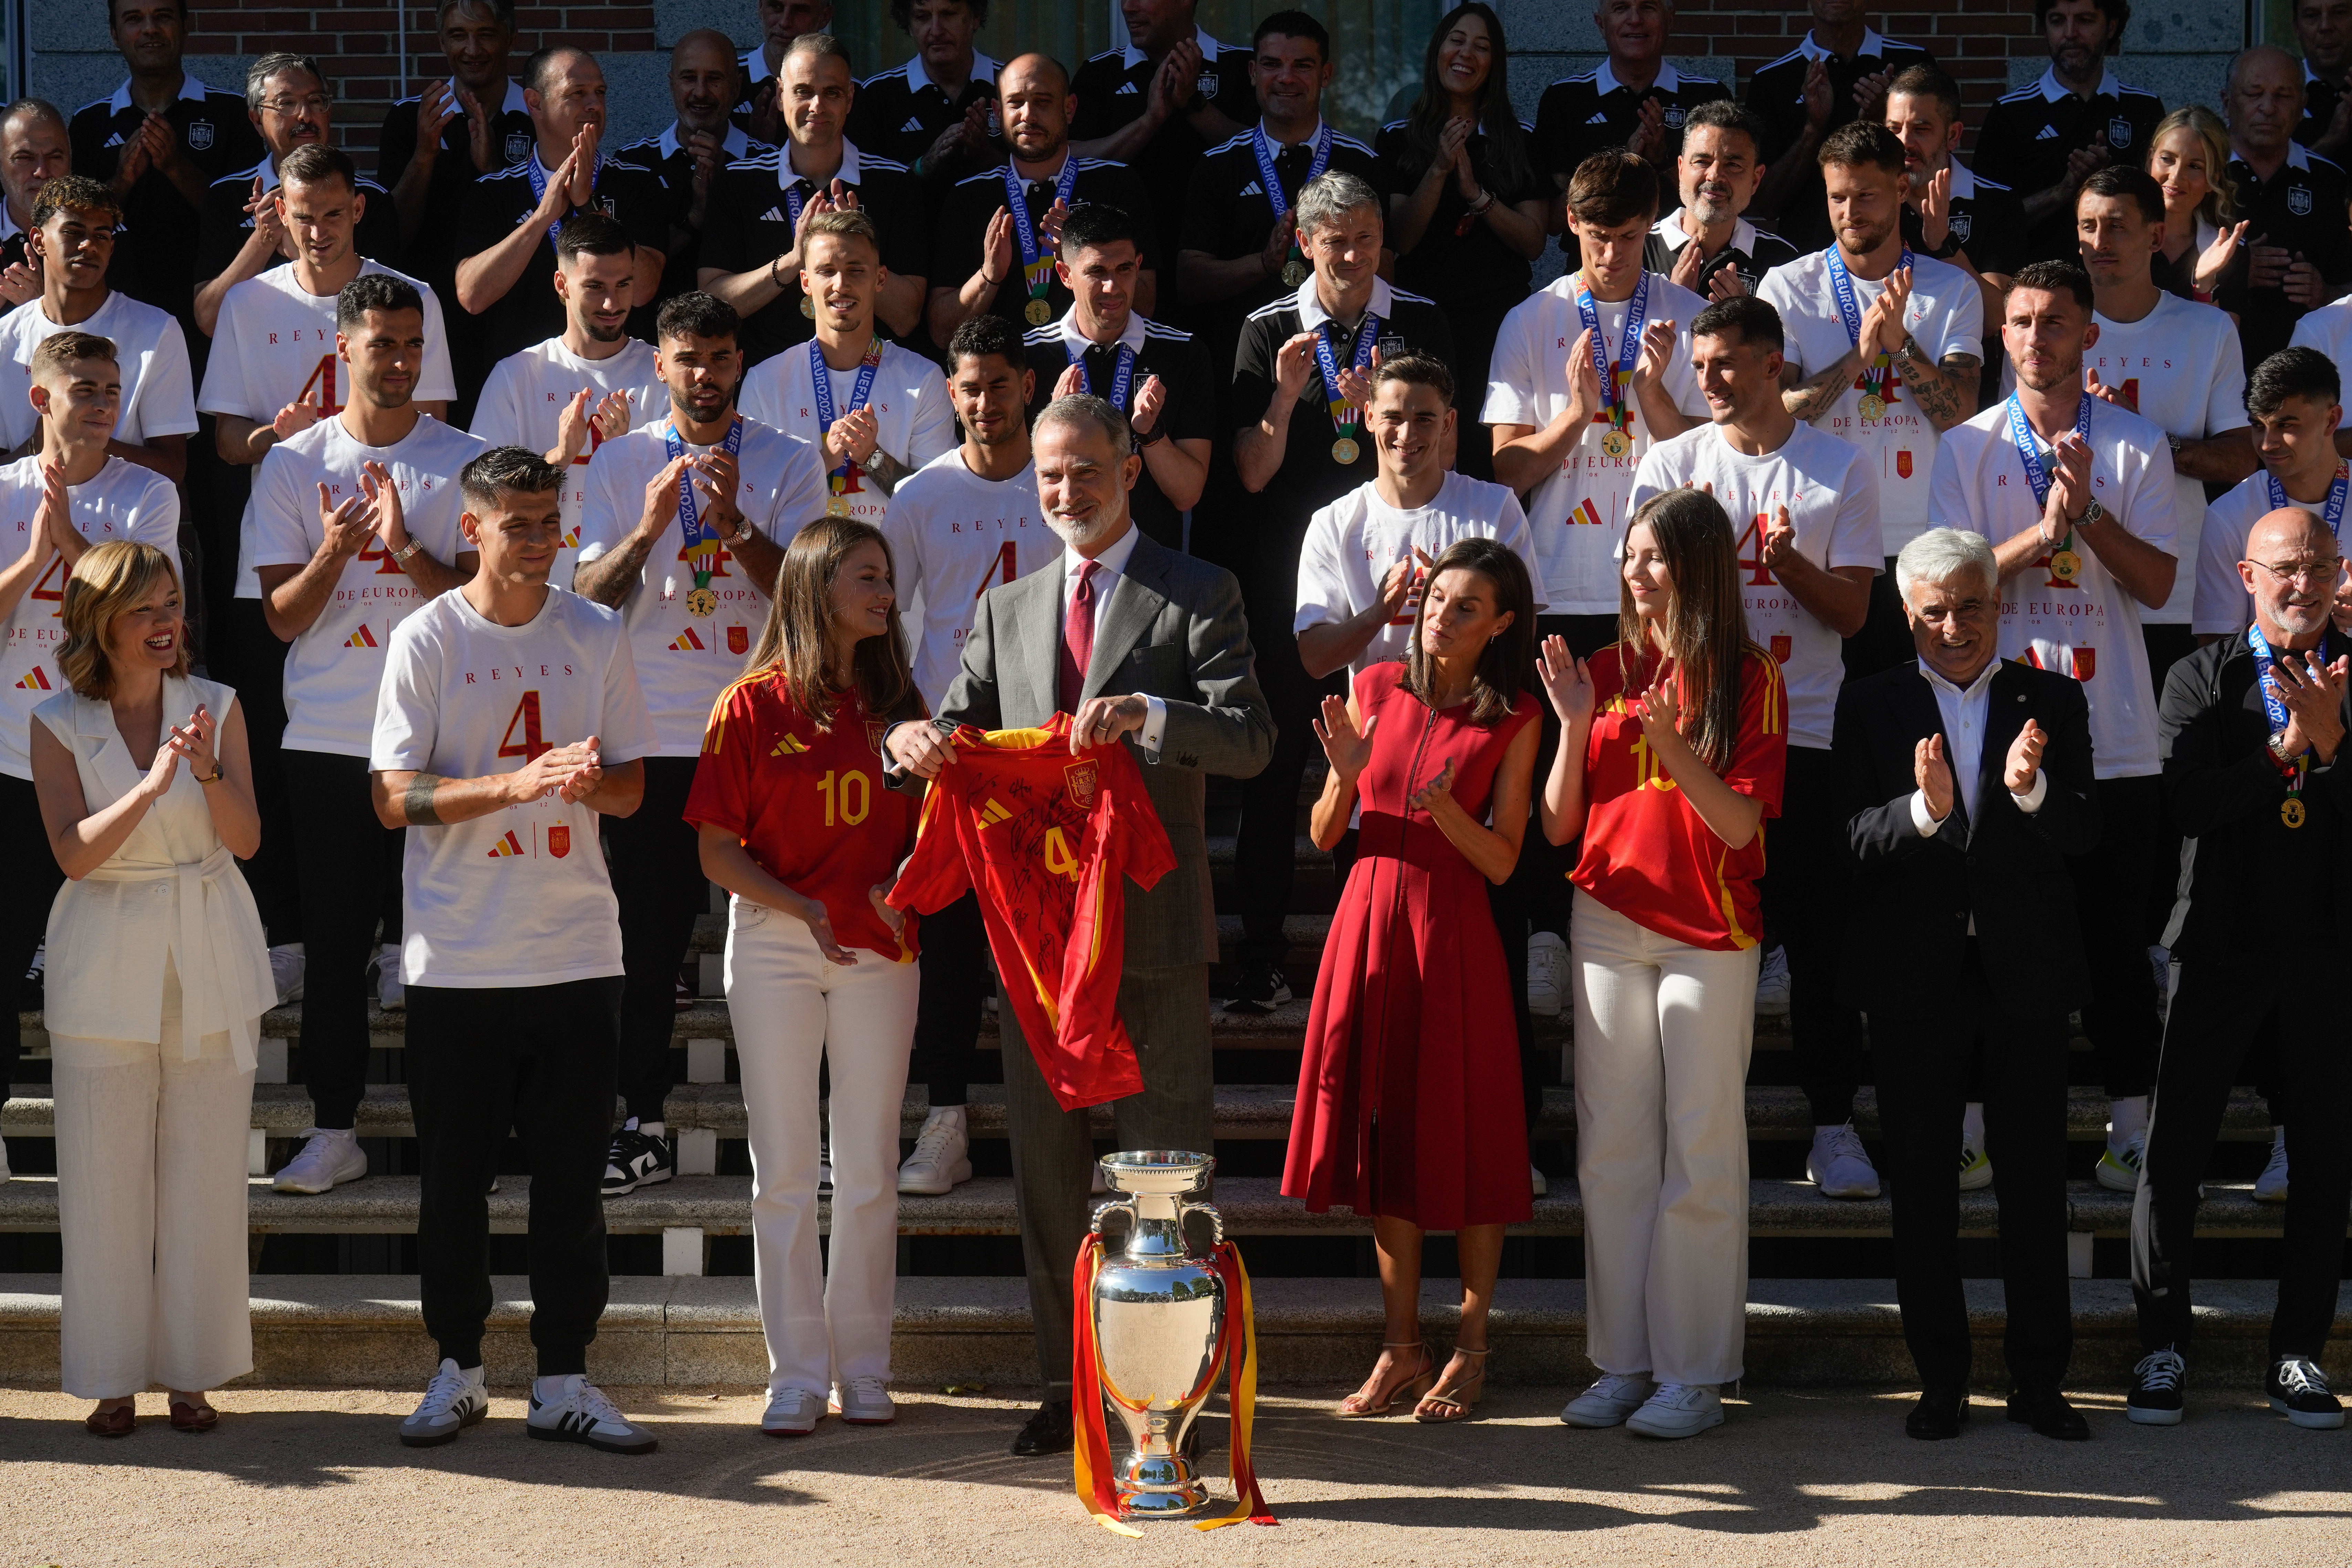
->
[0,1081,2279,1145]
[0,1273,2341,1390]
[0,1173,2303,1246]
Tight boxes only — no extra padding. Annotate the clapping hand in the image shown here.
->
[1333,344,1382,412]
[1377,546,1436,623]
[508,736,601,805]
[2269,649,2351,762]
[1914,733,1955,821]
[1131,373,1167,437]
[1632,317,1679,390]
[1407,755,1458,814]
[1859,267,1913,356]
[143,703,219,800]
[1633,668,1683,745]
[2045,431,2094,528]
[1563,327,1605,428]
[1913,165,1952,253]
[2084,369,2131,409]
[1626,96,1669,161]
[2004,718,2047,795]
[1536,633,1595,727]
[1311,693,1377,779]
[273,384,327,441]
[1760,504,1800,574]
[825,404,881,470]
[317,481,382,559]
[2195,220,2248,293]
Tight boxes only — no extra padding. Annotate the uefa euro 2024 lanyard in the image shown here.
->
[666,416,743,618]
[809,336,883,516]
[1575,271,1648,460]
[1312,308,1380,466]
[2005,391,2093,584]
[2250,618,2334,830]
[1827,242,1912,423]
[1006,155,1084,325]
[1254,122,1332,288]
[526,148,598,245]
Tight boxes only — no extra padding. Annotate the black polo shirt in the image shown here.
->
[1217,278,1453,591]
[68,71,266,325]
[0,214,28,276]
[611,122,771,312]
[1532,59,1730,198]
[375,78,537,286]
[847,51,1003,186]
[2216,144,2352,369]
[1178,123,1380,379]
[1895,159,2028,280]
[1021,312,1214,549]
[2298,63,2347,151]
[1972,67,2167,265]
[1374,118,1546,323]
[1642,210,1802,298]
[932,154,1157,338]
[1746,30,1934,253]
[699,139,931,365]
[195,156,401,290]
[1071,31,1259,277]
[453,153,670,378]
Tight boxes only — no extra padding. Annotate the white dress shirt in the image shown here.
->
[1060,520,1168,754]
[1911,656,2049,836]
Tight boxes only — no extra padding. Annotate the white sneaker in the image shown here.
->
[1957,1135,1993,1191]
[526,1375,657,1453]
[1806,1122,1881,1199]
[1526,932,1568,1017]
[1753,945,1792,1017]
[2255,1127,2290,1203]
[399,1358,488,1446]
[1625,1381,1725,1439]
[1531,1162,1548,1198]
[267,942,305,1005]
[762,1387,823,1437]
[818,1141,833,1195]
[831,1375,895,1424]
[273,1126,367,1193]
[376,943,405,1011]
[897,1105,973,1195]
[1561,1371,1654,1428]
[2095,1129,2146,1193]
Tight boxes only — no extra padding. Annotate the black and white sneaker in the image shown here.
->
[601,1119,674,1197]
[400,1358,489,1446]
[1221,964,1292,1014]
[526,1375,657,1453]
[2126,1346,2185,1426]
[2267,1356,2346,1429]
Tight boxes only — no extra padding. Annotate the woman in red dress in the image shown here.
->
[1283,536,1542,1424]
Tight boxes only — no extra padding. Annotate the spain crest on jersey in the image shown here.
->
[1770,634,1792,663]
[188,120,214,151]
[1064,759,1099,809]
[2109,116,2134,149]
[1896,449,1913,479]
[506,129,531,163]
[1950,211,1973,244]
[2290,185,2314,216]
[548,825,571,858]
[2074,648,2096,681]
[728,624,748,655]
[866,720,888,756]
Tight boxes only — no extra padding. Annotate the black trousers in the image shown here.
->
[1873,944,2073,1393]
[0,772,65,1091]
[910,888,988,1106]
[2070,774,2163,1098]
[1514,612,1619,940]
[2132,949,2352,1358]
[408,976,622,1375]
[2140,623,2197,949]
[282,749,405,1127]
[602,756,705,1125]
[225,599,301,944]
[1841,558,1913,684]
[1763,746,1869,1125]
[1234,605,1334,971]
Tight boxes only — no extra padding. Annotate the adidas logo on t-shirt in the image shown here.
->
[2037,125,2060,139]
[900,115,925,133]
[1116,81,1140,95]
[1586,111,1609,124]
[758,206,786,223]
[1238,180,1263,197]
[103,132,125,149]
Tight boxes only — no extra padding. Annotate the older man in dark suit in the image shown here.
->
[885,393,1274,1456]
[1832,525,2101,1443]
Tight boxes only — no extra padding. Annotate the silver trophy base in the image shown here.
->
[1116,1451,1212,1518]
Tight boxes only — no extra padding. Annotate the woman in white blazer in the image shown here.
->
[28,541,273,1436]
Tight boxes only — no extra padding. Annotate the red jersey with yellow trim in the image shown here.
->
[1569,644,1787,951]
[888,716,1177,1111]
[684,673,921,961]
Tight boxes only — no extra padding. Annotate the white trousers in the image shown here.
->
[1570,889,1757,1386]
[52,960,258,1398]
[725,899,918,1395]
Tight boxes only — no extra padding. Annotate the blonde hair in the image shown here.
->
[2149,106,2238,226]
[58,540,185,699]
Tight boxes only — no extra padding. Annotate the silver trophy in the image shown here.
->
[1087,1150,1227,1520]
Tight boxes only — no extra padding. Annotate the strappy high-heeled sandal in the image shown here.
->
[1336,1340,1435,1417]
[1415,1344,1490,1423]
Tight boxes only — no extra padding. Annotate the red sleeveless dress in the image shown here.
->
[1283,662,1538,1230]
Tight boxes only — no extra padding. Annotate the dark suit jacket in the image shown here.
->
[905,528,1275,970]
[1831,659,2101,1021]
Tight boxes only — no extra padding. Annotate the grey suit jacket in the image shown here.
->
[927,530,1275,969]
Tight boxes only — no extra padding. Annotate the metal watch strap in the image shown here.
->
[391,538,423,563]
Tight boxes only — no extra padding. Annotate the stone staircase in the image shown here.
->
[0,774,2320,1390]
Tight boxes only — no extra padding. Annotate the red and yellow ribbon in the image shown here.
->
[1068,1236,1277,1535]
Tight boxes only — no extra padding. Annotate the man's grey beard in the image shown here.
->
[1688,189,1734,226]
[1046,504,1124,548]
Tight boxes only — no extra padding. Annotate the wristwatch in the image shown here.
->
[390,538,423,564]
[2270,730,2298,765]
[718,513,759,546]
[1928,233,1962,261]
[1135,421,1168,448]
[2077,499,2107,529]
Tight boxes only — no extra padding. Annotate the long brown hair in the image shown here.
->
[1403,536,1537,726]
[741,516,920,726]
[1393,3,1534,200]
[1614,489,1762,773]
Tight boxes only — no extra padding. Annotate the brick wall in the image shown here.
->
[1663,0,2050,130]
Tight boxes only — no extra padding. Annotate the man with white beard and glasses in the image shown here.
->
[2195,349,2347,641]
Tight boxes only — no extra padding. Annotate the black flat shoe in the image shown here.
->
[1012,1399,1074,1456]
[2006,1386,2089,1440]
[1905,1386,1968,1440]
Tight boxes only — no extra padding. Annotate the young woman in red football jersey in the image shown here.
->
[1283,536,1543,1425]
[1536,487,1788,1440]
[684,516,926,1438]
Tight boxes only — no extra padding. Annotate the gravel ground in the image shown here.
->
[4,1383,2349,1566]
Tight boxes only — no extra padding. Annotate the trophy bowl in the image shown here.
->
[1088,1150,1226,1519]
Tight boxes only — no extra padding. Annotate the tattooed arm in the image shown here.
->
[1781,346,1863,423]
[1897,339,1982,430]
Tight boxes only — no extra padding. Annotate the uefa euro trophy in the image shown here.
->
[1083,1150,1227,1519]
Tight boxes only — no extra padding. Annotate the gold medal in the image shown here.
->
[799,295,816,318]
[1860,393,1886,421]
[2049,549,2082,582]
[686,586,718,618]
[1601,429,1632,460]
[1331,437,1359,464]
[2284,795,2307,829]
[1282,259,1307,287]
[1025,297,1052,326]
[825,495,852,518]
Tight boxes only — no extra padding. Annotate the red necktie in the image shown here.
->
[1058,560,1096,714]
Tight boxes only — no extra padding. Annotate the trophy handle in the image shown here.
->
[1089,1197,1137,1235]
[1178,1196,1224,1248]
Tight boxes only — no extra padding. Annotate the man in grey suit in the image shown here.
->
[885,393,1274,1455]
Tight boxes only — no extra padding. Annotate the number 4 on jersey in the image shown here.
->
[298,354,343,417]
[498,690,552,761]
[973,541,1018,601]
[1734,514,1776,587]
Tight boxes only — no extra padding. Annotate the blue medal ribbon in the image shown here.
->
[1574,272,1649,436]
[1312,310,1380,437]
[1065,337,1137,411]
[2249,620,2331,796]
[1826,244,1914,402]
[1251,122,1331,221]
[809,338,884,497]
[2266,462,2351,540]
[2003,392,2093,511]
[1004,155,1083,302]
[666,416,745,593]
[524,148,599,246]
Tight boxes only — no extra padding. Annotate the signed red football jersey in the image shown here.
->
[889,716,1177,1109]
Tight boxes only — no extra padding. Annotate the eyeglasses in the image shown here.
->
[260,94,333,116]
[2249,558,2344,586]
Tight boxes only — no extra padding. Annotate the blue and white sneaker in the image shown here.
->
[526,1375,657,1453]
